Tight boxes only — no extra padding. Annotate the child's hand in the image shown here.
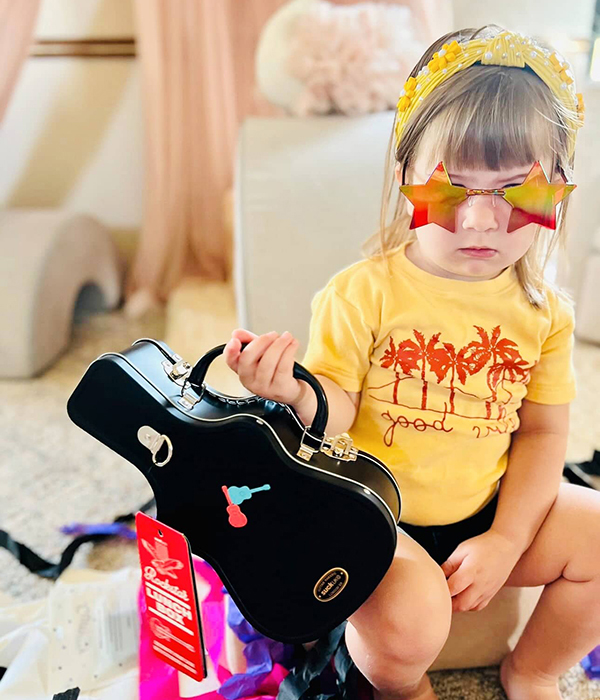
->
[440,530,523,612]
[223,328,304,405]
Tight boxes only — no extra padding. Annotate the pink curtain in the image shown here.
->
[127,0,289,311]
[127,0,450,312]
[0,0,40,123]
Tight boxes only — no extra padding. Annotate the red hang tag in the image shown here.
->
[136,511,207,681]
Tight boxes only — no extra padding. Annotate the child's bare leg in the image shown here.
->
[499,484,600,700]
[344,533,452,700]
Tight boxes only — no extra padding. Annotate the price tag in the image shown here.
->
[136,512,207,681]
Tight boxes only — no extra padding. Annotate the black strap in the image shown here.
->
[0,498,155,580]
[52,689,81,700]
[332,630,360,700]
[277,622,357,700]
[563,463,599,490]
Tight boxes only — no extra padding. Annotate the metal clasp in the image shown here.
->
[162,357,192,385]
[137,426,173,467]
[320,433,358,462]
[297,429,358,462]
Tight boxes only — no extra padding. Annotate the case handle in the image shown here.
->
[186,342,329,440]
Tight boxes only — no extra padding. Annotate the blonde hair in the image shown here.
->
[361,24,578,310]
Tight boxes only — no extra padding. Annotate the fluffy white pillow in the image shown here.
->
[256,0,426,116]
[255,0,316,112]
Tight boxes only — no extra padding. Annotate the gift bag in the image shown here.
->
[138,556,369,700]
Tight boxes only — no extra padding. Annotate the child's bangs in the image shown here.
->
[417,67,561,178]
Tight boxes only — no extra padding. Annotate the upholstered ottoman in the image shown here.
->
[220,584,543,674]
[0,209,123,378]
[430,584,543,670]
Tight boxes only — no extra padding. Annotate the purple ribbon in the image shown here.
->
[59,522,137,539]
[217,594,296,700]
[582,646,600,680]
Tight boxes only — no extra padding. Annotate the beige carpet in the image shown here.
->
[1,278,599,699]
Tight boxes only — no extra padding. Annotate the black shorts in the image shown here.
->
[397,492,499,566]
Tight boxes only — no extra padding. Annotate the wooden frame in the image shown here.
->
[31,38,136,58]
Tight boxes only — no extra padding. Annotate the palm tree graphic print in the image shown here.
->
[367,325,534,445]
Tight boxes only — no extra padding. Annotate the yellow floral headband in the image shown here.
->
[395,30,585,160]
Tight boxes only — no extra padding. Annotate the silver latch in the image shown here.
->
[137,426,173,467]
[162,358,192,385]
[320,433,358,462]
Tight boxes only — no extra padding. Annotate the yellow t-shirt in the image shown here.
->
[300,240,577,526]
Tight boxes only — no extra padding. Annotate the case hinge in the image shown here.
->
[297,427,324,461]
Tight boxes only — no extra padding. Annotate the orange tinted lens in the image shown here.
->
[503,161,576,232]
[399,162,466,233]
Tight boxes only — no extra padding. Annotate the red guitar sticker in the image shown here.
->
[222,485,248,527]
[136,512,207,681]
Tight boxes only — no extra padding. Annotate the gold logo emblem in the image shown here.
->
[313,568,349,602]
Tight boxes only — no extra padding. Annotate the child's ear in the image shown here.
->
[394,163,403,187]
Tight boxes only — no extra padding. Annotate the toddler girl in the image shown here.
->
[224,24,600,700]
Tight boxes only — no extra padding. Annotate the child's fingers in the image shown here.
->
[224,330,298,402]
[273,336,299,385]
[232,328,258,348]
[223,336,243,372]
[237,331,279,384]
[441,547,464,578]
[275,337,302,403]
[254,332,294,387]
[256,331,294,386]
[446,568,472,598]
[452,584,480,613]
[224,329,263,372]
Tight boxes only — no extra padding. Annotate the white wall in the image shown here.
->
[452,0,595,41]
[0,0,143,229]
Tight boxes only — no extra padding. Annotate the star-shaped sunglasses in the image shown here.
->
[399,161,576,233]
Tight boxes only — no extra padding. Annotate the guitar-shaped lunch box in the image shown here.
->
[66,338,401,643]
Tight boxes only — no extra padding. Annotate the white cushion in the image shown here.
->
[234,111,394,350]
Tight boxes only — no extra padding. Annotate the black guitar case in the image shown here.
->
[66,338,401,643]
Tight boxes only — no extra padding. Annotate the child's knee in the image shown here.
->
[346,535,452,673]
